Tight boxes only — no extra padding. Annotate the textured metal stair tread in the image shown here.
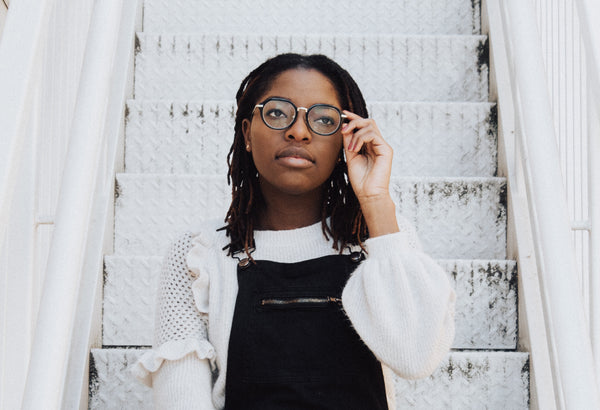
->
[103,255,517,349]
[88,349,529,409]
[142,0,482,35]
[134,33,489,101]
[113,174,506,259]
[138,33,486,39]
[125,99,497,177]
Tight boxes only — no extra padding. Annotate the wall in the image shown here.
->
[0,1,8,43]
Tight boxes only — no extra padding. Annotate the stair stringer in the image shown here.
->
[483,0,556,408]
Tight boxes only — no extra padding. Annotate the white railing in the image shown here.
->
[22,1,139,407]
[487,0,600,407]
[0,1,85,408]
[575,0,600,388]
[0,0,139,408]
[532,0,600,381]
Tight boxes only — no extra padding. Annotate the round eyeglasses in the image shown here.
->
[253,97,347,136]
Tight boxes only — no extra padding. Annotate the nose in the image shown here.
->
[285,108,312,143]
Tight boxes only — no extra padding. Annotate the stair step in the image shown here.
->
[89,349,529,409]
[103,256,517,349]
[125,100,497,177]
[134,34,489,102]
[143,0,481,35]
[114,174,506,259]
[393,352,530,409]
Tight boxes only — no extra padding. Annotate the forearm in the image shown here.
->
[359,194,399,238]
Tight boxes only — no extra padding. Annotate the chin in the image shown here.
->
[260,175,325,198]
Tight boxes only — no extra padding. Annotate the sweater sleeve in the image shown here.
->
[132,232,217,409]
[341,215,455,380]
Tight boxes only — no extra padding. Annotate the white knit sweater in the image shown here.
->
[133,215,456,409]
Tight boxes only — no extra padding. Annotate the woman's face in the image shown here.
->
[242,69,344,199]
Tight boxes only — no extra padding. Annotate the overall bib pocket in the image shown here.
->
[244,288,354,383]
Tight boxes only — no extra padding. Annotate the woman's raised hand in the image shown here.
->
[341,111,399,236]
[341,111,393,202]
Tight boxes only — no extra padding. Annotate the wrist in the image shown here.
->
[359,195,399,237]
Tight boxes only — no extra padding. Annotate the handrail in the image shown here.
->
[496,0,600,407]
[61,0,140,406]
[0,0,55,257]
[20,0,138,408]
[0,2,94,407]
[484,1,558,406]
[574,0,600,385]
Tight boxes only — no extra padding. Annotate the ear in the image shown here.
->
[242,119,252,152]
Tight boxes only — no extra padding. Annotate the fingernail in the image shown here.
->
[341,124,348,131]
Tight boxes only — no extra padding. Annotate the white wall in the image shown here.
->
[0,1,8,44]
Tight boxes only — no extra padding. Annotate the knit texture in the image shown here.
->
[133,213,455,409]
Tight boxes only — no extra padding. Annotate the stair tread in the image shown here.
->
[142,0,481,35]
[114,174,507,259]
[125,100,497,177]
[103,256,517,349]
[134,33,489,101]
[89,349,529,410]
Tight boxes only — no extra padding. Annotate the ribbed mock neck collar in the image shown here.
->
[252,220,339,263]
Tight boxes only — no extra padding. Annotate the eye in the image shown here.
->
[265,108,288,119]
[313,115,335,126]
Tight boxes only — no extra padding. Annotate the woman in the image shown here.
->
[134,53,455,409]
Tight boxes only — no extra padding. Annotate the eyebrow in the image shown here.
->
[264,96,342,109]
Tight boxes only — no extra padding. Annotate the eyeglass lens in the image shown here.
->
[261,99,342,135]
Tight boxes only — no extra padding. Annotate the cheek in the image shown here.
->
[249,140,273,174]
[328,136,344,161]
[321,139,344,175]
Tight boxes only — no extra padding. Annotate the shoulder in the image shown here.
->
[165,218,228,257]
[187,218,230,250]
[160,218,228,279]
[184,218,231,279]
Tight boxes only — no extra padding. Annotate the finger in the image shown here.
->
[341,118,374,137]
[343,122,379,151]
[342,130,354,152]
[346,125,389,153]
[342,110,364,120]
[347,130,374,153]
[341,110,373,132]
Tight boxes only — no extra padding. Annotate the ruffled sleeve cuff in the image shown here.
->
[132,338,216,387]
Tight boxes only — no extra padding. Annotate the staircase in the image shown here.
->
[89,0,530,408]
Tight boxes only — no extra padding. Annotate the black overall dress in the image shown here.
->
[224,254,388,409]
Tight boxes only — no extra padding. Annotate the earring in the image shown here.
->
[246,144,251,151]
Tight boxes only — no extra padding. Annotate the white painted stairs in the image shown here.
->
[90,0,530,408]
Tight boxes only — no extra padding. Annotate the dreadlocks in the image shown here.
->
[222,53,369,259]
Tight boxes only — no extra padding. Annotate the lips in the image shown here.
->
[275,146,315,163]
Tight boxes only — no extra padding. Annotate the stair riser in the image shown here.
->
[89,349,529,409]
[125,101,497,177]
[143,0,481,35]
[134,34,489,102]
[393,352,530,409]
[103,256,517,349]
[113,175,506,259]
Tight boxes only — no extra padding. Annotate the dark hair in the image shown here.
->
[222,53,369,258]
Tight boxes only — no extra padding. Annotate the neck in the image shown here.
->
[256,187,324,231]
